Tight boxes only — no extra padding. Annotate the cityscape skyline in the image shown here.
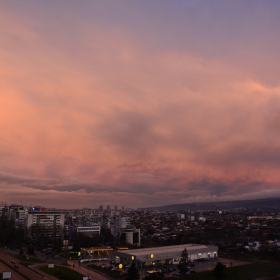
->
[1,1,280,209]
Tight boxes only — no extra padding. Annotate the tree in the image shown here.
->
[213,262,225,279]
[126,262,140,280]
[177,247,189,276]
[27,245,35,255]
[19,248,24,256]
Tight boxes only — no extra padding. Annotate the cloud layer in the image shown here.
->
[0,1,280,208]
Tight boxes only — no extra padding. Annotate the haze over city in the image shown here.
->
[1,1,280,209]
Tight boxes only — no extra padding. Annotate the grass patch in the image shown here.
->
[40,265,84,280]
[20,262,34,267]
[222,263,280,280]
[18,256,44,263]
[167,263,280,280]
[6,253,44,264]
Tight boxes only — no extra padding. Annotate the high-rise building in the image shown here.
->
[110,216,130,237]
[27,208,65,245]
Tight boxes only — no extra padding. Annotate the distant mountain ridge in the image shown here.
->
[147,197,280,211]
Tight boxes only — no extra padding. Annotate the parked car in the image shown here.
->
[196,258,208,262]
[111,267,119,271]
[168,267,176,272]
[173,271,181,277]
[41,248,53,255]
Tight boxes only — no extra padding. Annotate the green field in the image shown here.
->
[40,265,84,280]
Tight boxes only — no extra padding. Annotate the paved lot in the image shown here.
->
[190,257,250,273]
[137,257,251,279]
[84,257,250,279]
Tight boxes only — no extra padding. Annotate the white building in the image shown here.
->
[121,228,141,246]
[177,213,185,220]
[77,225,101,236]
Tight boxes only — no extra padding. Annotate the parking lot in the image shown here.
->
[81,254,250,279]
[138,257,250,278]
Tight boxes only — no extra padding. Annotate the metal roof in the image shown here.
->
[115,244,218,262]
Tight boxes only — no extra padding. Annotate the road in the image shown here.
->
[0,249,59,280]
[0,249,110,280]
[0,260,26,280]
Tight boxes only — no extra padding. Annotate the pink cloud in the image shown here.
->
[0,2,280,208]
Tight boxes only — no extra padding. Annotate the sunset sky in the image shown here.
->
[1,1,280,209]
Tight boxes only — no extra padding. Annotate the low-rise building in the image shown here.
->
[114,243,218,268]
[121,228,141,246]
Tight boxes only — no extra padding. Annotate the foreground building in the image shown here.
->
[114,244,218,268]
[27,208,65,245]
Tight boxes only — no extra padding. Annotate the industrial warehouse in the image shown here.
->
[114,244,218,268]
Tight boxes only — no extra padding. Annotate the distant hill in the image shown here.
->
[147,197,280,212]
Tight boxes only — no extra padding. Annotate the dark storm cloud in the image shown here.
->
[0,172,100,193]
[0,172,59,186]
[96,100,209,160]
[97,109,161,156]
[0,172,163,196]
[189,181,230,196]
